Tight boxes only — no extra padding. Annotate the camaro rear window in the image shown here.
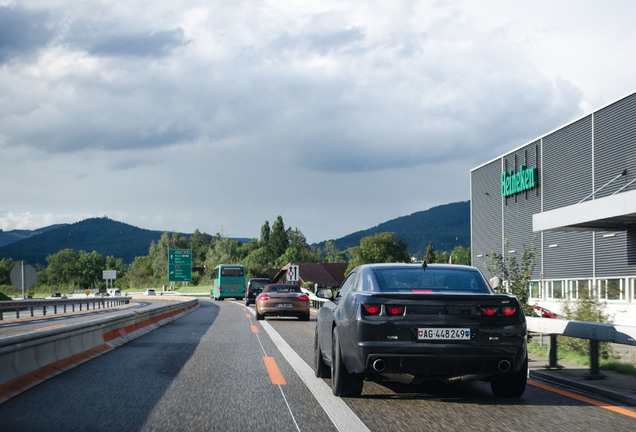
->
[373,268,490,294]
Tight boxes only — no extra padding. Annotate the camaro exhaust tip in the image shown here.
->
[372,358,387,372]
[497,359,511,373]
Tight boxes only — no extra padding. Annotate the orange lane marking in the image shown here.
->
[263,356,286,385]
[251,325,259,333]
[246,313,251,319]
[34,324,68,331]
[528,379,636,419]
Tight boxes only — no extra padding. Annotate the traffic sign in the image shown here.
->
[169,249,192,282]
[286,264,299,282]
[169,249,192,265]
[10,262,37,298]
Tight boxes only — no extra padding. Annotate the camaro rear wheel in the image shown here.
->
[314,327,330,378]
[490,356,528,397]
[331,328,363,397]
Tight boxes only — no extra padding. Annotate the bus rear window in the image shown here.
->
[221,267,245,277]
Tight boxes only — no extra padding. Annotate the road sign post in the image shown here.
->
[10,262,37,299]
[169,249,192,282]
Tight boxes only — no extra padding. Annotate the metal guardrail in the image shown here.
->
[0,297,131,321]
[526,316,636,378]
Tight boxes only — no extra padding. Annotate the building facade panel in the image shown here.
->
[541,116,593,211]
[470,159,503,272]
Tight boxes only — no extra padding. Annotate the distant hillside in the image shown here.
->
[0,218,164,265]
[317,201,470,256]
[0,224,67,247]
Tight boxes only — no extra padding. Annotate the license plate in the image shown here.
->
[276,303,292,308]
[418,328,470,340]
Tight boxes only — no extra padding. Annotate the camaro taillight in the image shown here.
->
[481,306,498,316]
[362,304,381,315]
[299,295,309,301]
[386,305,405,316]
[258,294,270,301]
[502,306,517,316]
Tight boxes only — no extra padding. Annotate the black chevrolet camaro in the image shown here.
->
[314,263,527,398]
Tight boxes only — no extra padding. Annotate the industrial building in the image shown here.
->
[470,92,636,325]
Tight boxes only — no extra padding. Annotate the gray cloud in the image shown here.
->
[0,6,54,63]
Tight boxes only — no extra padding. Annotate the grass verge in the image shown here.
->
[527,343,636,377]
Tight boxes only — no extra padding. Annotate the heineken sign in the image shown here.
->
[501,165,537,197]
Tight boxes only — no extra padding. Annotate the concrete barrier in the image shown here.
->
[0,298,199,403]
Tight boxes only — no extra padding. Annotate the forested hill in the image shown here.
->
[317,201,470,256]
[0,201,470,265]
[0,218,164,265]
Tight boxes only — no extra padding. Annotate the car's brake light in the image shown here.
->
[386,305,405,316]
[481,306,498,316]
[362,304,381,315]
[502,306,517,316]
[258,294,270,301]
[299,294,309,301]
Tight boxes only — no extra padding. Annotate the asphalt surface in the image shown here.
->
[0,299,634,431]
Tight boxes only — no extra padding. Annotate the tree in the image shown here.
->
[77,250,106,289]
[0,258,15,285]
[270,216,289,259]
[449,246,471,265]
[125,255,154,288]
[424,242,436,264]
[322,241,347,263]
[46,249,79,289]
[485,237,536,314]
[189,229,213,266]
[346,232,411,275]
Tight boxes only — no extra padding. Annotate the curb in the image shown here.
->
[529,369,636,406]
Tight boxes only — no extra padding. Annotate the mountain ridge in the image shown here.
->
[0,201,470,264]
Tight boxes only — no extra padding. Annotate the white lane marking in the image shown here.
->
[238,303,370,432]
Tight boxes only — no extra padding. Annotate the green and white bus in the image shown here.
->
[211,264,247,300]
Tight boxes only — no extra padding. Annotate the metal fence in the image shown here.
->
[0,297,131,321]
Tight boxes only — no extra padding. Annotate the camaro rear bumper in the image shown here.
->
[352,341,526,377]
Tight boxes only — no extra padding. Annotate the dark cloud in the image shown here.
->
[88,28,189,57]
[0,6,54,63]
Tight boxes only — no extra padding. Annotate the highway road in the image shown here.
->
[0,299,634,431]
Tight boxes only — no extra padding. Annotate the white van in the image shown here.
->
[109,289,121,296]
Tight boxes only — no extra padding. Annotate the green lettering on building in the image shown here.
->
[501,165,537,197]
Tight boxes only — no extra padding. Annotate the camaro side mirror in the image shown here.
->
[316,288,334,300]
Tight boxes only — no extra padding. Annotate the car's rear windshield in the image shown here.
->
[372,268,491,294]
[249,281,269,289]
[264,285,301,293]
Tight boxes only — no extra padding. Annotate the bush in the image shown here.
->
[560,297,613,359]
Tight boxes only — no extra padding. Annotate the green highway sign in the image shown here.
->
[169,249,192,265]
[169,249,192,282]
[169,264,192,282]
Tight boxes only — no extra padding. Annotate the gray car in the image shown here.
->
[314,263,527,398]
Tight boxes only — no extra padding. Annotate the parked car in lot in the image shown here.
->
[144,289,156,296]
[314,263,528,398]
[255,284,310,321]
[531,305,558,318]
[245,278,271,306]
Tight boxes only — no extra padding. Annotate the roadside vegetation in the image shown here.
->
[0,215,470,298]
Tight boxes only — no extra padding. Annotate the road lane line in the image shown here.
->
[264,356,287,385]
[528,379,636,419]
[34,324,67,331]
[251,325,259,333]
[237,301,369,431]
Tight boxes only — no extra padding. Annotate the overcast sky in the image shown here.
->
[1,0,634,243]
